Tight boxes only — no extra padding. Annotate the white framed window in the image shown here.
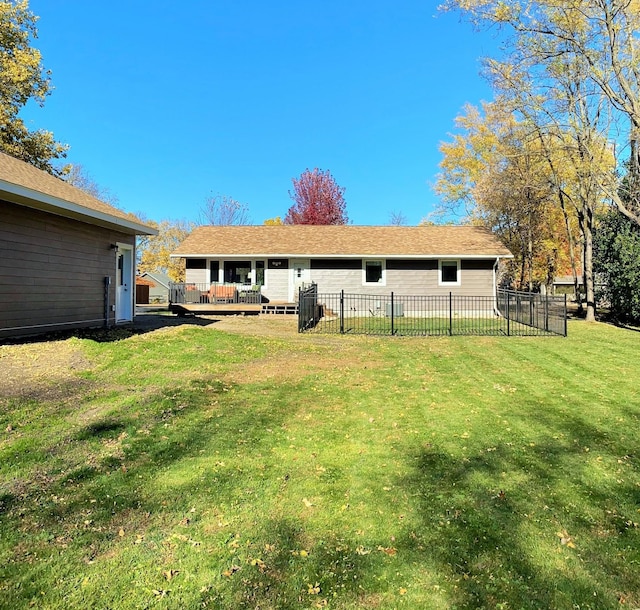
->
[363,259,385,286]
[439,259,461,286]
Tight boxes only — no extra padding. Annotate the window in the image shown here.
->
[210,261,220,283]
[363,260,385,285]
[185,258,207,269]
[224,261,251,284]
[439,260,460,286]
[255,260,265,286]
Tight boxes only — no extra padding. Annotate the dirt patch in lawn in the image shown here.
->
[0,314,379,401]
[208,314,384,384]
[0,340,93,401]
[208,314,300,338]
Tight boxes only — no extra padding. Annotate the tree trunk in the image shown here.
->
[582,202,596,322]
[556,190,583,313]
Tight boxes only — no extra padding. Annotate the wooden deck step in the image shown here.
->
[261,303,298,315]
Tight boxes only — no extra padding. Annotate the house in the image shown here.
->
[135,275,154,304]
[0,152,156,339]
[552,274,583,297]
[171,225,512,304]
[137,270,171,303]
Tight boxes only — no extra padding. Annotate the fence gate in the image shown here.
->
[298,283,320,332]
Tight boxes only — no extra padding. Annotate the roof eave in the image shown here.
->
[1,179,157,236]
[171,252,513,259]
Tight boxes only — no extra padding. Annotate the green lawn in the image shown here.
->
[1,320,638,609]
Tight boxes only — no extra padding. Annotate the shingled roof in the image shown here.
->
[173,225,512,258]
[0,152,155,235]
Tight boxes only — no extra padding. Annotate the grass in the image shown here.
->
[308,314,563,336]
[0,319,639,609]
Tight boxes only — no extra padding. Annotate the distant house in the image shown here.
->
[0,152,156,339]
[171,225,512,303]
[137,271,171,303]
[552,274,583,296]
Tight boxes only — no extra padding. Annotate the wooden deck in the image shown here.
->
[170,302,298,316]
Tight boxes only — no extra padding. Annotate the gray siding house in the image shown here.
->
[172,225,512,302]
[0,152,156,339]
[137,271,171,303]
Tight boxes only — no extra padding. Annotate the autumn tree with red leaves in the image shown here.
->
[284,168,348,225]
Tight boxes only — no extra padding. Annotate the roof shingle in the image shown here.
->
[0,151,154,234]
[173,225,512,258]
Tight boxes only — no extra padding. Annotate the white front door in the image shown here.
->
[115,244,133,322]
[290,259,310,302]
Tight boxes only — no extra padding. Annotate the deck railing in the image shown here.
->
[299,288,567,336]
[169,282,262,305]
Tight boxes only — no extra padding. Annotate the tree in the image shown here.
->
[0,0,67,173]
[285,168,348,225]
[388,211,408,226]
[137,219,194,282]
[435,102,573,291]
[65,164,119,206]
[594,208,640,324]
[439,0,626,320]
[263,216,283,225]
[200,194,251,225]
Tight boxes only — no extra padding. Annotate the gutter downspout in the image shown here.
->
[493,257,501,316]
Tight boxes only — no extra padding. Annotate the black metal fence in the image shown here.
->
[298,283,320,332]
[496,289,567,336]
[298,287,567,337]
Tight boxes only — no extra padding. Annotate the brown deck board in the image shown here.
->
[170,303,262,316]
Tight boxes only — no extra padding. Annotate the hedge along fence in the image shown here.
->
[298,287,567,337]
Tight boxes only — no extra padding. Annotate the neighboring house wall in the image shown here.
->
[148,285,167,303]
[139,272,170,303]
[184,257,497,302]
[0,200,135,338]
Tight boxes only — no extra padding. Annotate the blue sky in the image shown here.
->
[22,1,499,226]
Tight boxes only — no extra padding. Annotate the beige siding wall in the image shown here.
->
[0,201,135,338]
[185,268,208,285]
[309,259,496,296]
[263,266,289,301]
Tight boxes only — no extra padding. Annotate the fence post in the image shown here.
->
[530,296,534,327]
[391,292,395,335]
[449,292,453,336]
[544,292,550,333]
[340,290,344,334]
[506,291,511,337]
[564,293,568,337]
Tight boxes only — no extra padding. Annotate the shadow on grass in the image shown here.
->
[1,378,301,540]
[397,403,640,609]
[0,313,218,345]
[74,418,128,440]
[200,517,397,609]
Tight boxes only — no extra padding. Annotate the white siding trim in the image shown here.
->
[362,259,386,286]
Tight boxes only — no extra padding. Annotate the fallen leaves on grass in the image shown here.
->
[557,530,576,548]
[222,565,241,578]
[249,557,266,572]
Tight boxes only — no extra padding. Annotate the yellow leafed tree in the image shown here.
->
[0,0,68,173]
[137,219,194,282]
